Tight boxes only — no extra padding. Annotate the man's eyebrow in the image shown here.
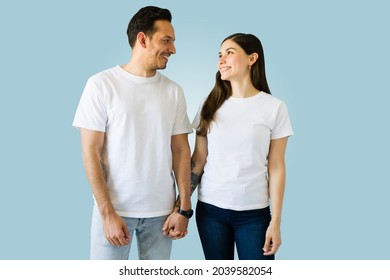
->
[163,35,175,41]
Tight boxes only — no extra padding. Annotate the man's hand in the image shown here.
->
[162,211,189,240]
[102,212,131,246]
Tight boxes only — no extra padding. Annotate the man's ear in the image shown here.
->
[137,32,147,48]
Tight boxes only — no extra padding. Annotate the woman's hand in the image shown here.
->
[263,221,282,256]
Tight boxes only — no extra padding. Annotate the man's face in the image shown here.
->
[144,20,176,71]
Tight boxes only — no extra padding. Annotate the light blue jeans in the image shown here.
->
[90,206,172,260]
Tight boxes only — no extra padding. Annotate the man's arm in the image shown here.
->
[80,128,130,246]
[163,134,208,238]
[162,133,191,238]
[173,134,207,207]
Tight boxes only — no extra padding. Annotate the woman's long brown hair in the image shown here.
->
[197,33,271,136]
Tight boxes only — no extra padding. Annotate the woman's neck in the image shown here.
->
[230,78,259,98]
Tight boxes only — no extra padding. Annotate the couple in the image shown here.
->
[73,6,293,260]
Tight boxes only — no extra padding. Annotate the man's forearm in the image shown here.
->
[82,151,114,216]
[172,148,191,210]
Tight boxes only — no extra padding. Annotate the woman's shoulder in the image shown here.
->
[260,92,287,106]
[262,91,284,102]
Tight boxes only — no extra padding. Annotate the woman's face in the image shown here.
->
[218,39,252,82]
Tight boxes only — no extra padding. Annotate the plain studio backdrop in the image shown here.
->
[0,0,389,260]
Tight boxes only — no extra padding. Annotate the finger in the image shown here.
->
[107,238,116,246]
[123,226,131,243]
[263,244,274,255]
[270,244,279,255]
[168,229,181,238]
[172,230,188,240]
[172,233,184,240]
[109,237,121,247]
[162,225,172,235]
[162,219,170,232]
[264,239,281,255]
[270,241,281,254]
[263,237,271,253]
[113,226,130,246]
[264,243,279,256]
[118,235,129,246]
[105,235,117,246]
[169,229,187,239]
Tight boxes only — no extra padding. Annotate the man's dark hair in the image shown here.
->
[127,6,172,48]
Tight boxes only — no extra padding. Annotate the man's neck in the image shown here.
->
[121,59,156,77]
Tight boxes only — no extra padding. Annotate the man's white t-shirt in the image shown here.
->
[73,66,193,218]
[192,92,293,211]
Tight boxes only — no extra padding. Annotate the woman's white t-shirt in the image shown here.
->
[192,92,293,211]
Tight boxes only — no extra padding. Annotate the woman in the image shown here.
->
[191,33,294,260]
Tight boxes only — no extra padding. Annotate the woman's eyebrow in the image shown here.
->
[219,47,237,55]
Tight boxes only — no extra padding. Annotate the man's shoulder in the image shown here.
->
[88,66,118,82]
[157,72,182,90]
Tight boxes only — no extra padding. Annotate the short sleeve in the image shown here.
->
[191,97,207,131]
[72,78,107,132]
[171,88,193,135]
[271,101,294,139]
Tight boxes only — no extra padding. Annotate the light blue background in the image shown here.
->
[1,0,389,260]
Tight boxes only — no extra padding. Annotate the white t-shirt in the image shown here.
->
[192,92,293,211]
[73,66,193,218]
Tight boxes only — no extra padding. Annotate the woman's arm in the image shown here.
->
[263,137,289,256]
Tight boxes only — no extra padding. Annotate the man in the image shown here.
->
[73,6,193,260]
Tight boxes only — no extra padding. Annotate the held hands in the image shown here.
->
[162,210,189,240]
[102,212,131,247]
[263,221,282,256]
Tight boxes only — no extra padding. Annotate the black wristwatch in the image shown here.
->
[177,207,193,219]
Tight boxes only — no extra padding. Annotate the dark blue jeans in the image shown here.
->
[196,201,274,260]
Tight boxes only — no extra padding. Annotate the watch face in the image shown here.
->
[179,208,193,218]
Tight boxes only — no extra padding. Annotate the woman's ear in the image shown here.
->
[249,53,259,66]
